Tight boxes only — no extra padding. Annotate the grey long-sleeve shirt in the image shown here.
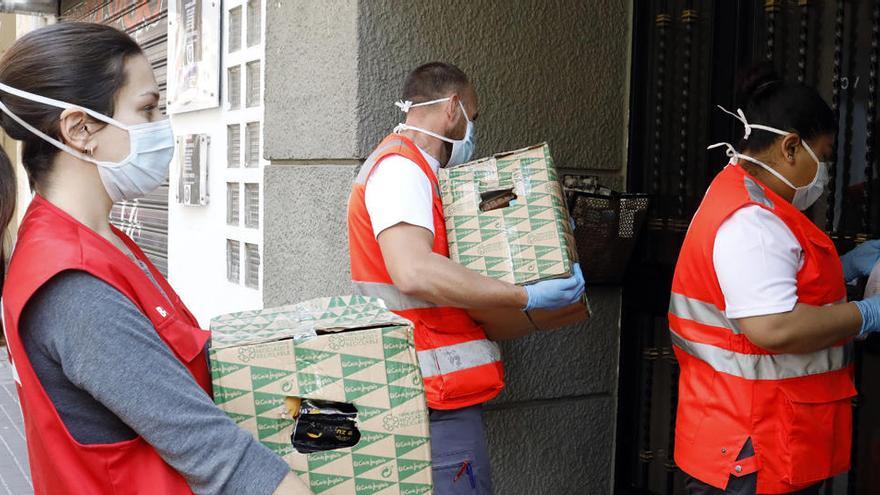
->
[19,270,290,495]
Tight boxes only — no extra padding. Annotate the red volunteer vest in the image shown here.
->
[670,164,855,493]
[1,195,212,495]
[348,133,505,410]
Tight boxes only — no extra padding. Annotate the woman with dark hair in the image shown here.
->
[668,63,880,495]
[0,23,311,495]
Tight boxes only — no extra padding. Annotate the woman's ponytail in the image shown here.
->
[0,144,15,287]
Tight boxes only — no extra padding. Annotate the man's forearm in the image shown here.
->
[402,253,528,309]
[738,302,860,354]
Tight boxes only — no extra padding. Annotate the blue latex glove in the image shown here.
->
[524,263,586,311]
[854,293,880,339]
[840,239,880,282]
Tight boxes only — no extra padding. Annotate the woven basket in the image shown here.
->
[567,190,650,284]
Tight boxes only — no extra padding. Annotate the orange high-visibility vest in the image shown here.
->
[669,164,855,493]
[347,133,504,410]
[2,195,211,494]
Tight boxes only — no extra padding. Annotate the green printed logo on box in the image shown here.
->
[394,435,430,457]
[352,453,394,476]
[341,354,383,376]
[397,459,432,481]
[309,473,351,494]
[250,365,290,390]
[253,391,286,415]
[296,372,341,395]
[399,483,433,495]
[212,385,249,404]
[385,362,420,385]
[356,478,397,495]
[211,360,246,377]
[383,335,410,360]
[344,378,385,401]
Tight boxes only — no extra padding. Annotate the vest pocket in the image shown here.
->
[779,378,855,485]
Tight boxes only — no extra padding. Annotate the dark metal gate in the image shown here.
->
[618,1,880,493]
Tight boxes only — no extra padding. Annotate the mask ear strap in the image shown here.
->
[707,141,738,158]
[393,123,456,144]
[0,100,99,165]
[0,82,128,130]
[457,100,472,123]
[394,97,452,114]
[716,105,753,139]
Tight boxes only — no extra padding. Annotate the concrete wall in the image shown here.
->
[263,1,632,493]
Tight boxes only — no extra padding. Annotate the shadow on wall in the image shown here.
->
[356,0,631,173]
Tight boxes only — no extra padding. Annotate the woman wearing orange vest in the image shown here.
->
[670,63,880,495]
[0,23,311,495]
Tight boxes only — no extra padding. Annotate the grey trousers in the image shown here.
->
[429,405,494,494]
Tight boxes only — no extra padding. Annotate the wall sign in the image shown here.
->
[167,0,221,114]
[176,134,210,206]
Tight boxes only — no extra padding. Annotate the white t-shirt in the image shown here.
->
[713,205,804,319]
[364,146,441,239]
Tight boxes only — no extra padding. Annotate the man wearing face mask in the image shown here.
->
[669,64,880,495]
[347,62,585,494]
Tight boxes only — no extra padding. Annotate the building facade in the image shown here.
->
[4,1,875,494]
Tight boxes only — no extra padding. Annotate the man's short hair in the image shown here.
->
[402,62,469,103]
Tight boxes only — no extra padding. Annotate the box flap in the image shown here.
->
[490,141,548,160]
[209,295,411,350]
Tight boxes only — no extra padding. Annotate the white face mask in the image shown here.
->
[393,96,476,168]
[709,106,832,211]
[0,82,174,203]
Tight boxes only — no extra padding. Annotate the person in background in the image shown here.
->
[669,63,880,495]
[0,22,311,495]
[347,62,585,494]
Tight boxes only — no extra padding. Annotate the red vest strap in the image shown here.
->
[355,133,439,191]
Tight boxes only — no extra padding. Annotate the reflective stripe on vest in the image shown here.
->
[418,339,502,378]
[669,292,741,334]
[743,175,775,209]
[670,291,852,379]
[353,280,501,378]
[670,329,852,380]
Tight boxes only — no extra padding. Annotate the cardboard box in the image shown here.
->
[438,143,589,337]
[209,296,433,495]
